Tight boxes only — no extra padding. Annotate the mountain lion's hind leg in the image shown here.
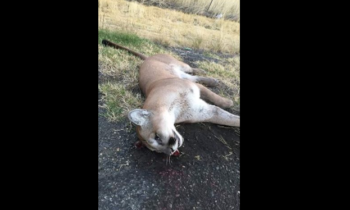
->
[196,84,233,108]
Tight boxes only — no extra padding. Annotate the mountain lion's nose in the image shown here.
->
[168,137,176,145]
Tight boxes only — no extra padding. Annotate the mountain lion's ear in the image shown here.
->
[128,109,152,127]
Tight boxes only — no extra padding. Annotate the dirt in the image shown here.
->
[166,46,238,68]
[98,47,240,210]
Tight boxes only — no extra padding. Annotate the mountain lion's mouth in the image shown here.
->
[172,150,180,156]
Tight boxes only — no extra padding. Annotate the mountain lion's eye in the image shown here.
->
[154,133,164,145]
[154,133,160,141]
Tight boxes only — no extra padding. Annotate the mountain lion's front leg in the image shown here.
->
[169,64,218,87]
[177,100,240,127]
[200,103,240,127]
[178,72,218,87]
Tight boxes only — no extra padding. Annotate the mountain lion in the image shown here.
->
[102,39,240,158]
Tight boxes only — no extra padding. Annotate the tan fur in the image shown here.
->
[102,40,240,156]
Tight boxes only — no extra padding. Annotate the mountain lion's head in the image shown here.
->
[128,109,183,155]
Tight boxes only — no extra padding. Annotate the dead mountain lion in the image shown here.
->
[102,39,240,158]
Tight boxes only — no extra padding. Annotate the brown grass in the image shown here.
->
[98,0,239,54]
[130,0,240,21]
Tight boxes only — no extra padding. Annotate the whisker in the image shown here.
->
[165,154,172,166]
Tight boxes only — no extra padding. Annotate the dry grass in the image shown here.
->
[214,135,232,150]
[98,0,239,53]
[99,83,143,121]
[130,0,240,21]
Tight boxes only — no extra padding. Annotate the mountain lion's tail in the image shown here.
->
[102,39,148,60]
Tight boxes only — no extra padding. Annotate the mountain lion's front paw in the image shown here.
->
[222,99,234,108]
[192,68,207,75]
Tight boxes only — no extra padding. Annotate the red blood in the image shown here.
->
[135,141,144,149]
[172,150,180,156]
